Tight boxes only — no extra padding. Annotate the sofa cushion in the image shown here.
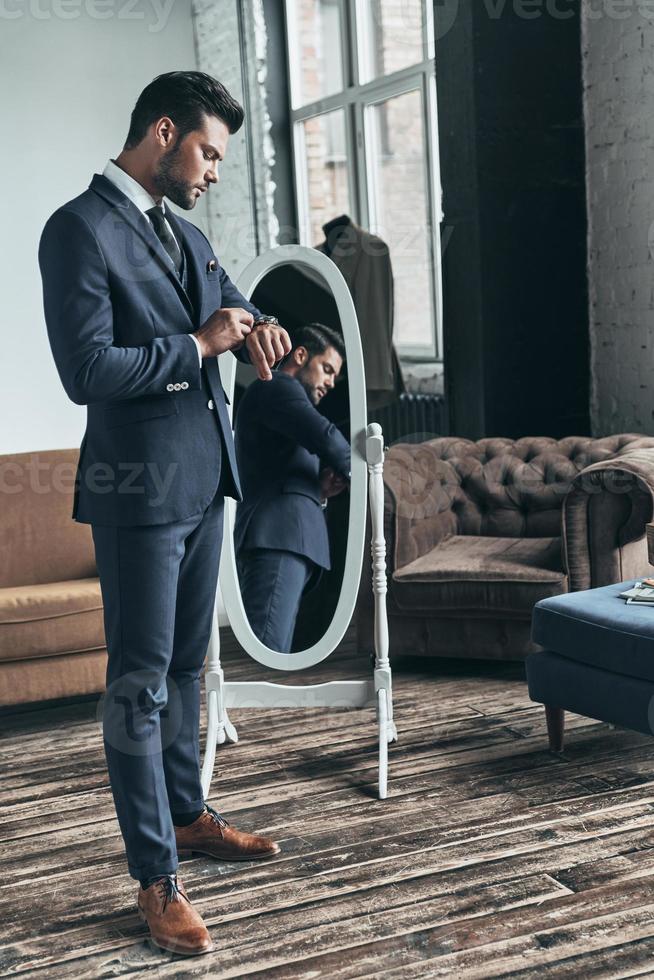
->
[0,577,105,663]
[392,535,566,615]
[531,580,654,683]
[0,649,107,707]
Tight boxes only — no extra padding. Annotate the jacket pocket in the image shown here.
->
[104,397,179,429]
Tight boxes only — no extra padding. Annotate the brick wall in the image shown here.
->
[192,0,277,278]
[583,0,654,434]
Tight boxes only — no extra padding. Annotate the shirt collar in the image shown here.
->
[102,159,168,216]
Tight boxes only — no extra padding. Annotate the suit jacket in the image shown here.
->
[316,216,404,409]
[39,173,262,526]
[233,373,351,570]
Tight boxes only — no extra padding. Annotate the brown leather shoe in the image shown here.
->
[137,874,213,956]
[175,804,281,861]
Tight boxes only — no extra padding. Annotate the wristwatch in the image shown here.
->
[253,315,280,327]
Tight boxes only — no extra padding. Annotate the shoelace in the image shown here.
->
[205,803,230,832]
[155,874,189,912]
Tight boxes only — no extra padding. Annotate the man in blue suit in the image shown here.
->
[39,72,291,956]
[234,324,351,653]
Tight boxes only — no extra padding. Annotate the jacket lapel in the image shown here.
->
[89,173,194,323]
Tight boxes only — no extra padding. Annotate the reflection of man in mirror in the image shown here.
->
[38,71,291,956]
[234,324,351,653]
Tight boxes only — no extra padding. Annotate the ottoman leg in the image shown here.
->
[545,705,565,752]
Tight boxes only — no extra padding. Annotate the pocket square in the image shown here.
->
[207,259,218,272]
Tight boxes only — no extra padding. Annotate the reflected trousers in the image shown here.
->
[237,547,315,653]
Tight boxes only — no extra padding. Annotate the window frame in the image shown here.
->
[284,0,443,360]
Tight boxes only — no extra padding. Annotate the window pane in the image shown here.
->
[359,0,425,81]
[287,0,345,107]
[367,88,434,350]
[299,110,351,246]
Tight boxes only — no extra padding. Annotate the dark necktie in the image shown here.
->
[146,205,183,277]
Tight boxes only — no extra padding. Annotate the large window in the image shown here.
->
[285,0,443,359]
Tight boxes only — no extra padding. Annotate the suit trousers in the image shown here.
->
[92,482,225,882]
[237,547,315,653]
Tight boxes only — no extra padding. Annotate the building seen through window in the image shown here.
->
[285,0,442,358]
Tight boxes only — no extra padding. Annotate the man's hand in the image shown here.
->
[245,322,292,381]
[320,466,349,500]
[192,308,254,358]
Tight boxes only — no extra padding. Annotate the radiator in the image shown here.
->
[370,393,447,445]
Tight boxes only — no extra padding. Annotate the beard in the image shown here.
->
[153,142,196,210]
[296,365,321,405]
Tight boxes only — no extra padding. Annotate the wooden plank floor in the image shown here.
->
[2,634,654,978]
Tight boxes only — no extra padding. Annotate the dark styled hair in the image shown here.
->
[283,322,346,366]
[124,71,244,149]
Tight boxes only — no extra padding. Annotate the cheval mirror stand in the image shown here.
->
[199,246,397,800]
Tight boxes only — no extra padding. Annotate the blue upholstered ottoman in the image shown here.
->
[527,581,654,750]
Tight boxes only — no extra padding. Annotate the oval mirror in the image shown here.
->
[217,245,367,670]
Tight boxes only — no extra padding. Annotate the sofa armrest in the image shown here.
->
[383,446,460,573]
[355,449,459,654]
[563,449,654,591]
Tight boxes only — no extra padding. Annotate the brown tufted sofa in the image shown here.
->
[0,449,107,708]
[358,434,654,661]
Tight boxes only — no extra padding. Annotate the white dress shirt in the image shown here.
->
[102,159,203,366]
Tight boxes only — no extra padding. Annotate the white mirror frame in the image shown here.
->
[218,244,367,670]
[201,245,397,799]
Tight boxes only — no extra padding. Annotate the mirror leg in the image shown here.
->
[201,688,218,799]
[202,588,240,798]
[211,662,239,748]
[377,689,388,799]
[221,704,239,744]
[201,597,221,796]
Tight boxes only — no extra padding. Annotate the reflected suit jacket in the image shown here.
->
[38,173,262,527]
[233,373,351,570]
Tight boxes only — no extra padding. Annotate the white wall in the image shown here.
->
[0,0,206,454]
[582,0,654,434]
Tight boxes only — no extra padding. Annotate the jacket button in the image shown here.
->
[207,399,214,410]
[166,383,175,392]
[181,381,189,390]
[174,383,182,391]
